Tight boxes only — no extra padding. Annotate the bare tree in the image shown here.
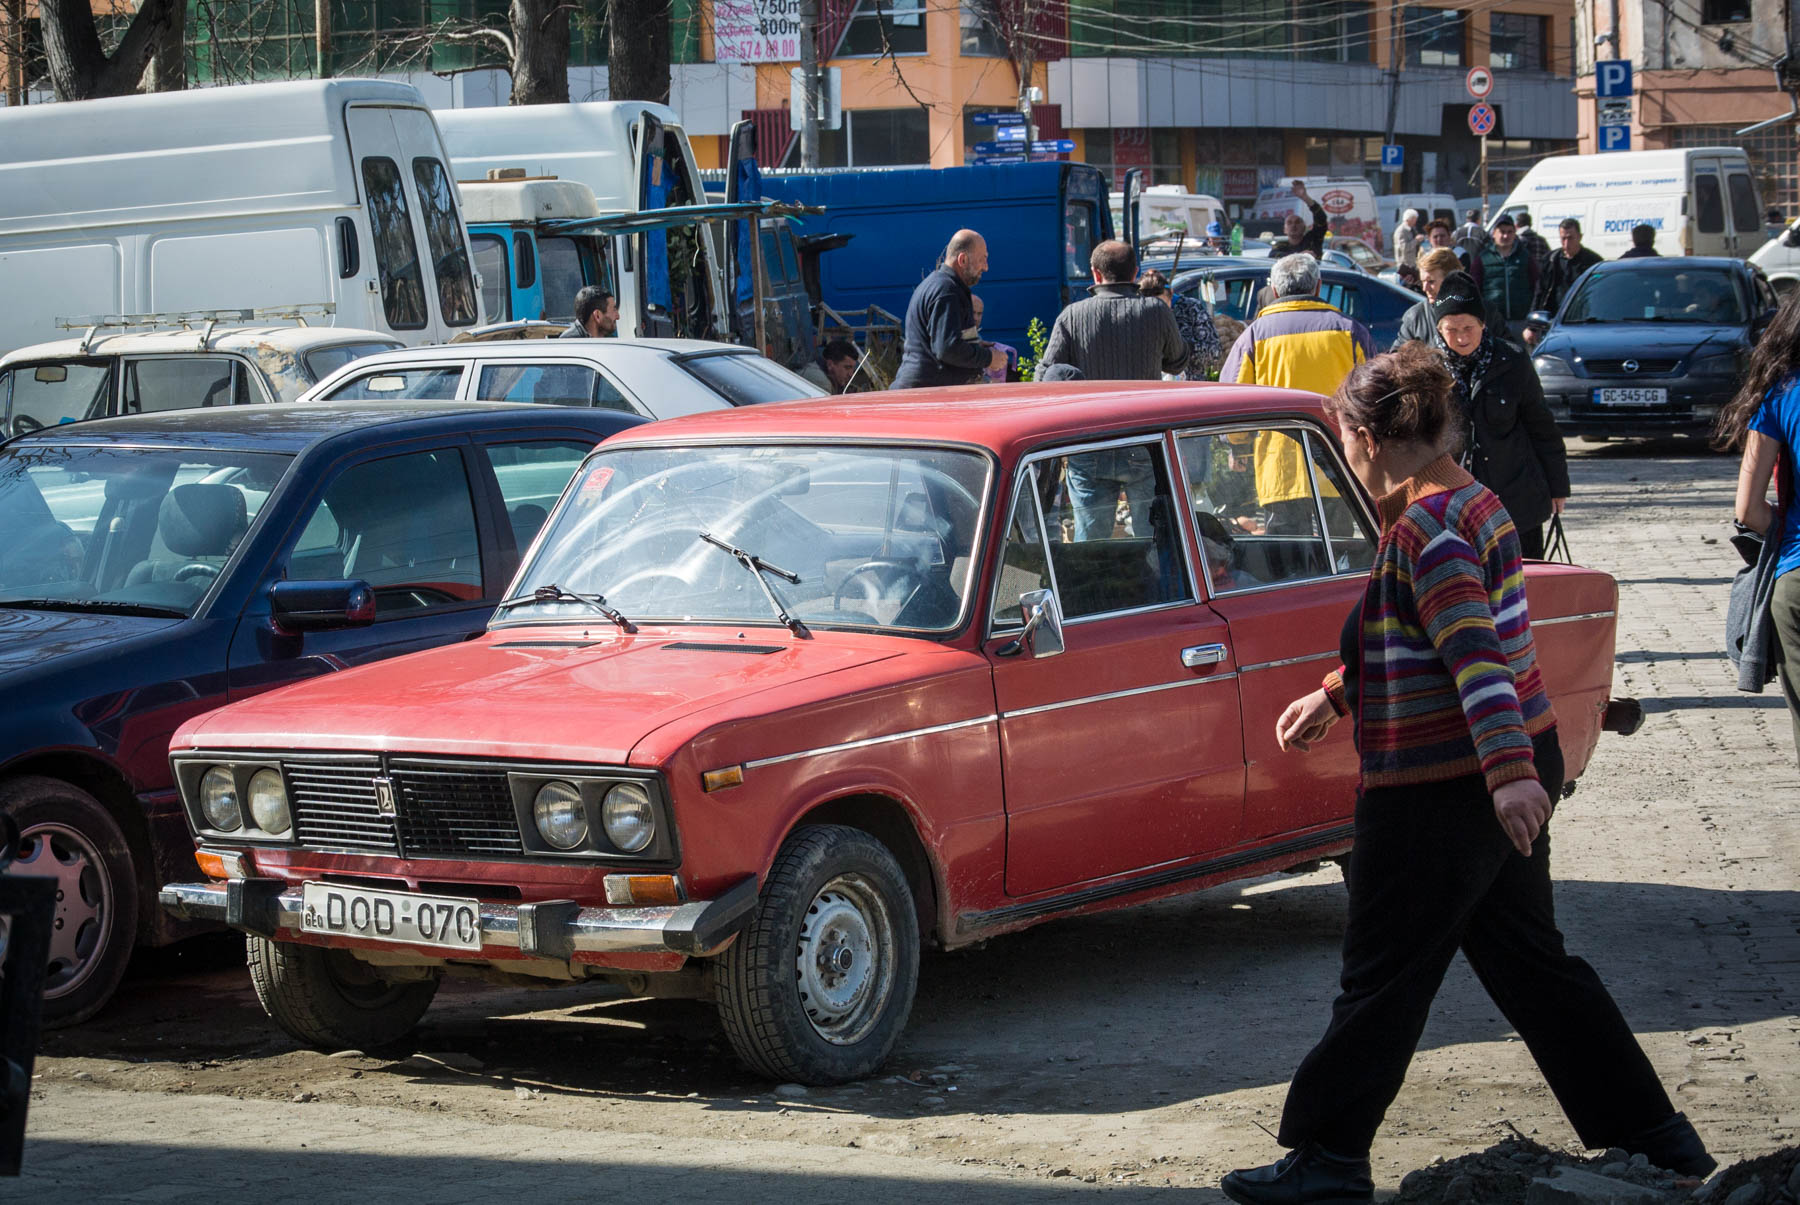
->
[143,0,187,93]
[39,0,182,100]
[608,0,670,104]
[966,0,1056,131]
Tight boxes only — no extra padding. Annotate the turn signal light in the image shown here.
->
[194,849,253,880]
[602,874,684,906]
[701,766,744,793]
[194,850,228,880]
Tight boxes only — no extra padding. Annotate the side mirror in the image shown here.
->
[997,588,1065,659]
[270,579,376,634]
[1783,227,1800,248]
[1526,310,1552,326]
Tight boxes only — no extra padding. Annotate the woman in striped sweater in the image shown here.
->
[1221,345,1712,1205]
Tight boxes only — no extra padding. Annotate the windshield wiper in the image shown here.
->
[697,531,810,639]
[493,583,635,632]
[0,597,186,617]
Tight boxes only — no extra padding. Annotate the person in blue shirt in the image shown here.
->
[1720,293,1800,761]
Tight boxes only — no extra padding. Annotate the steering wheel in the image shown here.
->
[174,562,221,584]
[833,558,926,617]
[11,415,42,437]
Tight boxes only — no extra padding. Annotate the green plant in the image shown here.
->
[1016,316,1050,381]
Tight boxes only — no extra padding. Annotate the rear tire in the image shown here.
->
[1,776,139,1028]
[247,936,438,1050]
[715,825,919,1085]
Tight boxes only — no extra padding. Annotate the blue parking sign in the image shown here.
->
[1380,144,1403,171]
[1596,59,1633,98]
[1598,124,1631,152]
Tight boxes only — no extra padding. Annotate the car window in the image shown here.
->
[1063,200,1097,280]
[482,441,593,554]
[1694,174,1725,235]
[302,341,403,383]
[1728,173,1761,235]
[538,236,604,323]
[1220,277,1260,321]
[1026,440,1192,621]
[990,470,1055,629]
[323,365,464,402]
[411,157,479,327]
[361,156,428,330]
[2,360,112,436]
[1756,274,1778,311]
[675,353,824,406]
[0,443,287,616]
[1319,282,1358,318]
[122,357,238,414]
[1564,268,1746,324]
[1176,426,1369,593]
[475,363,636,413]
[470,233,510,323]
[290,447,483,616]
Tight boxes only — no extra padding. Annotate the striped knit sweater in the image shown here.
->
[1322,456,1555,793]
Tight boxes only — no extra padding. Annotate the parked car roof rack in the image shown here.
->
[56,304,338,354]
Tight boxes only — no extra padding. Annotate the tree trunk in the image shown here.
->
[40,0,181,100]
[509,0,570,104]
[143,0,186,93]
[607,0,669,105]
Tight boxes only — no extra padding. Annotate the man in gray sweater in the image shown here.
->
[1037,241,1187,380]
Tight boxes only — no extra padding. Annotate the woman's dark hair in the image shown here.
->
[1715,289,1800,449]
[1137,268,1169,296]
[1327,343,1456,449]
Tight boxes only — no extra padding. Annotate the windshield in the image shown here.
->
[506,444,990,634]
[0,444,289,617]
[2,359,112,437]
[303,341,403,383]
[676,353,826,405]
[1563,269,1746,324]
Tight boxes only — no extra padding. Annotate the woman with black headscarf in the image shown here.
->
[1431,272,1569,558]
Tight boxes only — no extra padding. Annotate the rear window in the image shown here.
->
[412,157,479,327]
[303,341,405,383]
[675,353,825,406]
[323,365,464,402]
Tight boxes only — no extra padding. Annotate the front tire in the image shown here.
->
[715,825,919,1085]
[1,776,139,1027]
[247,936,439,1050]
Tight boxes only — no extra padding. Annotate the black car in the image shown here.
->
[1529,257,1778,438]
[0,401,642,1026]
[1169,258,1422,350]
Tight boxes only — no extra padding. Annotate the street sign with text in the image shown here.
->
[1031,139,1076,153]
[972,112,1026,126]
[994,124,1027,143]
[1597,98,1632,125]
[973,154,1027,165]
[1380,143,1403,171]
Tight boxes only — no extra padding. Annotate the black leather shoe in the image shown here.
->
[1220,1143,1375,1205]
[1620,1111,1717,1178]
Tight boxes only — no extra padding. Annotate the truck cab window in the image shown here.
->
[470,234,510,323]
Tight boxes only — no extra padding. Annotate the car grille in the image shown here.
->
[1585,358,1680,376]
[284,754,521,857]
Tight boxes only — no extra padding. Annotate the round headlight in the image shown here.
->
[247,769,291,836]
[533,781,588,850]
[199,767,241,831]
[601,782,654,854]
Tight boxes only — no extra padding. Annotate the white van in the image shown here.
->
[1375,193,1457,235]
[1494,148,1763,259]
[436,103,731,343]
[1138,186,1229,241]
[0,79,484,357]
[1750,224,1800,295]
[1249,176,1384,253]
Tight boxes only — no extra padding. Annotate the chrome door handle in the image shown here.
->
[1181,643,1227,668]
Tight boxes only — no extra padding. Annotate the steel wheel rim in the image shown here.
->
[794,873,896,1046]
[8,821,112,999]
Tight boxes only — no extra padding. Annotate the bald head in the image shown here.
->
[945,229,989,287]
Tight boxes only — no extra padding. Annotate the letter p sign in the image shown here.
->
[1596,59,1633,98]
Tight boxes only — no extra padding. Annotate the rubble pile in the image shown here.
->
[1692,1146,1800,1205]
[1386,1137,1800,1204]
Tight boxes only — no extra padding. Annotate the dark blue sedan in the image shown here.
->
[1170,258,1423,350]
[1530,257,1778,438]
[0,401,642,1026]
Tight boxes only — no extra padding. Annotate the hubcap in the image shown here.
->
[7,822,112,999]
[794,875,895,1046]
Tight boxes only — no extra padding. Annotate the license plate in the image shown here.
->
[1593,387,1668,406]
[299,882,481,952]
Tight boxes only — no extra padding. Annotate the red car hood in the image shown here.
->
[176,628,912,764]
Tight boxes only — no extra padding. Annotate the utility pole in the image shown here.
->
[1381,0,1403,166]
[799,0,820,168]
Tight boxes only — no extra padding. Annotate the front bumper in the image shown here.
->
[158,875,759,960]
[1542,378,1732,435]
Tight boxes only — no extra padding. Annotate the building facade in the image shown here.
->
[1573,0,1796,213]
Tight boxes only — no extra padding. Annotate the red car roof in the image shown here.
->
[604,381,1334,461]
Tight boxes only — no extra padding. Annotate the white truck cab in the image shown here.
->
[436,103,730,343]
[0,79,484,357]
[458,176,614,326]
[1495,148,1764,259]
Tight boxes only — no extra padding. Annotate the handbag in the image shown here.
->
[1543,513,1573,563]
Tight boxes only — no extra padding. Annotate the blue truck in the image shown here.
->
[754,163,1116,350]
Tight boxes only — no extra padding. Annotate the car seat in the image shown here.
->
[124,483,248,585]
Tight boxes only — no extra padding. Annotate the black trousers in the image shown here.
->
[1518,523,1545,559]
[1277,732,1675,1156]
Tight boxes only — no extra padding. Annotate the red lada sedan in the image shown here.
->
[160,384,1631,1084]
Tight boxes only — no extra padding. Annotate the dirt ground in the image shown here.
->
[19,438,1800,1198]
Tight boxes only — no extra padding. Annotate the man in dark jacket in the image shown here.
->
[1619,224,1661,258]
[1514,211,1552,274]
[891,230,1007,389]
[1267,180,1330,260]
[1478,214,1539,340]
[1038,240,1187,380]
[558,287,619,338]
[1533,218,1605,316]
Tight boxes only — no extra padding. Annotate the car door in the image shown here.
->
[1725,167,1764,259]
[225,436,505,700]
[1689,156,1732,258]
[471,359,641,415]
[984,435,1245,898]
[1175,421,1375,840]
